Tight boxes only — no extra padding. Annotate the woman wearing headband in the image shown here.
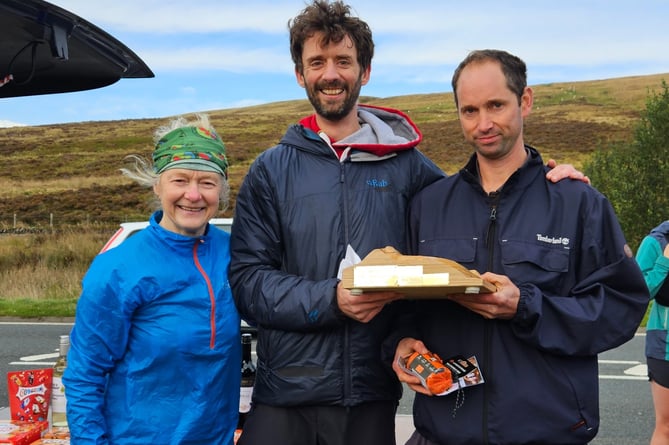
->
[63,114,240,445]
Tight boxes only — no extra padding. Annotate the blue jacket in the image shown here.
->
[229,105,445,408]
[636,221,669,360]
[403,147,649,445]
[64,211,241,445]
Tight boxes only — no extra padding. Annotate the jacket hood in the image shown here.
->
[650,220,669,237]
[292,104,422,158]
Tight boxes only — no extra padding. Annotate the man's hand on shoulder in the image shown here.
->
[545,159,591,185]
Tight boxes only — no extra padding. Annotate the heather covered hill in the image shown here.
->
[0,72,666,228]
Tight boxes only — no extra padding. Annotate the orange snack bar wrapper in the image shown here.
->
[406,351,453,394]
[0,420,44,445]
[6,369,52,423]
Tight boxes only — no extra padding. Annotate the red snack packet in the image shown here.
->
[6,369,53,423]
[29,440,70,445]
[0,420,44,445]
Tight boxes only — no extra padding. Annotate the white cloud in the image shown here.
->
[52,1,304,33]
[4,0,668,126]
[180,86,197,95]
[52,0,669,74]
[0,120,26,128]
[142,47,291,73]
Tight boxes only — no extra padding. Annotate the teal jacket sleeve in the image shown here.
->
[636,236,669,298]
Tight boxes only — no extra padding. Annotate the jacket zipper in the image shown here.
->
[192,240,217,349]
[482,193,499,445]
[340,161,352,402]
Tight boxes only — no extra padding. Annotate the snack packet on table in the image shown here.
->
[6,369,52,423]
[29,439,70,444]
[0,420,44,445]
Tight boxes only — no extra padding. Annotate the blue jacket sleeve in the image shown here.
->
[229,159,343,332]
[636,235,669,297]
[63,259,133,444]
[512,193,650,356]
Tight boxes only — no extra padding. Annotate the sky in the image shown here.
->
[1,0,669,127]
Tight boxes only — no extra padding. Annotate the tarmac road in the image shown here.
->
[395,331,653,444]
[0,321,654,444]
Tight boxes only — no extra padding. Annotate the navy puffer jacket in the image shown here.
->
[229,105,444,407]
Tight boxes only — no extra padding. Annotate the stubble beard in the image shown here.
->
[306,76,363,121]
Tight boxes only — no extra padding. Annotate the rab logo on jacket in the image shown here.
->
[367,179,389,188]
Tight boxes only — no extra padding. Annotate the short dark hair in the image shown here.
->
[451,49,527,106]
[288,0,374,74]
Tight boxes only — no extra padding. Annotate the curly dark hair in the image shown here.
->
[288,0,374,74]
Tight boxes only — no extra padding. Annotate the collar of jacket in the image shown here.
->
[461,145,545,194]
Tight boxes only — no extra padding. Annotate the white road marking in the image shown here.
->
[624,364,648,377]
[20,352,58,361]
[0,322,72,326]
[600,375,647,380]
[8,352,58,366]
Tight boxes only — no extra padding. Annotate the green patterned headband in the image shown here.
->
[153,126,228,177]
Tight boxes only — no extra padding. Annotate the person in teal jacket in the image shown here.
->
[63,114,241,445]
[637,220,669,445]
